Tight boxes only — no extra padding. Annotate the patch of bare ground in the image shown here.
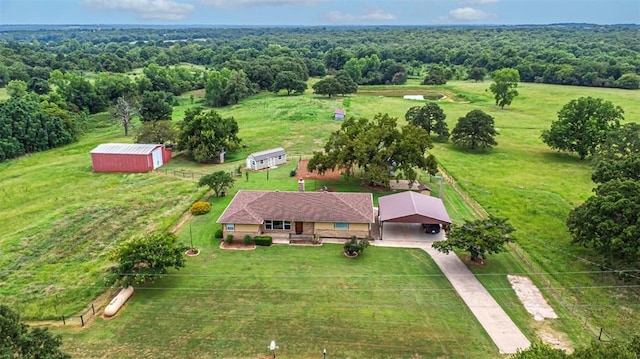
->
[297,159,342,181]
[220,242,256,250]
[537,324,574,353]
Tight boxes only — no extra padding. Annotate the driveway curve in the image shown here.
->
[376,222,531,354]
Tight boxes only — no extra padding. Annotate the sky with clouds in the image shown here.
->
[0,0,637,26]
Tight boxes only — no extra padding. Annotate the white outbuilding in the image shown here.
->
[246,147,286,171]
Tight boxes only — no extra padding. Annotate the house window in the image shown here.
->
[260,160,264,164]
[334,222,349,229]
[278,155,282,160]
[265,220,291,230]
[251,160,255,166]
[226,223,235,231]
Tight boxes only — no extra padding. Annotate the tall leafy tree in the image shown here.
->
[0,304,70,359]
[108,233,188,286]
[177,107,241,162]
[198,171,235,197]
[567,179,640,264]
[139,91,173,122]
[421,65,447,85]
[405,103,449,141]
[271,71,307,96]
[312,77,341,98]
[468,67,487,82]
[134,120,177,144]
[308,114,432,186]
[432,216,516,262]
[597,122,640,161]
[489,68,520,109]
[335,71,358,95]
[224,69,252,105]
[541,97,623,160]
[204,69,230,107]
[451,109,498,151]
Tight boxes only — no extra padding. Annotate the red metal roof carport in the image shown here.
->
[378,191,452,239]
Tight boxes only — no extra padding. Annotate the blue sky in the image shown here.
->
[0,0,638,25]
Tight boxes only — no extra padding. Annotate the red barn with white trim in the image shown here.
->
[90,143,172,173]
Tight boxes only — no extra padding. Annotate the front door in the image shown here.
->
[295,222,303,234]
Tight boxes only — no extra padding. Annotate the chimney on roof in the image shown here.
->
[298,178,305,192]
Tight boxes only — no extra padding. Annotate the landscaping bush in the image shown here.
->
[344,236,370,256]
[190,201,211,215]
[214,229,223,239]
[289,169,297,177]
[243,234,253,245]
[225,234,234,244]
[253,236,272,246]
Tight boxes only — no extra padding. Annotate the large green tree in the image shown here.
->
[597,122,640,161]
[451,109,498,151]
[541,97,624,160]
[0,304,70,359]
[271,70,307,96]
[134,120,177,144]
[139,91,173,122]
[198,171,235,197]
[432,216,516,262]
[489,68,520,109]
[404,103,450,141]
[109,233,188,286]
[567,179,640,264]
[307,113,432,186]
[312,77,341,98]
[177,107,241,162]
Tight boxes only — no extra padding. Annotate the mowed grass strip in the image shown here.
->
[58,242,498,359]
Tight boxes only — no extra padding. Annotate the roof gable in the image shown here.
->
[217,190,374,224]
[378,191,451,224]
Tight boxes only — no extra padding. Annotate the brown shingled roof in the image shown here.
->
[217,190,374,224]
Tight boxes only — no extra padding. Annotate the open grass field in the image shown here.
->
[0,119,205,319]
[2,77,639,357]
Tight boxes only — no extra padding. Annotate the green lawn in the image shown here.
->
[57,238,499,359]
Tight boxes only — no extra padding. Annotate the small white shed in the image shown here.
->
[246,147,286,171]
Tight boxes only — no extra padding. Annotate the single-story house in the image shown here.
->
[246,147,286,171]
[90,143,172,173]
[217,190,375,239]
[334,109,346,120]
[378,191,451,239]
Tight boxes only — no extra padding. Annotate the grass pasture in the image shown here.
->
[0,122,205,318]
[2,77,639,357]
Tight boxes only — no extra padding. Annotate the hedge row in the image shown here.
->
[253,236,272,246]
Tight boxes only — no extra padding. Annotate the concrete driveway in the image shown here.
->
[374,222,531,354]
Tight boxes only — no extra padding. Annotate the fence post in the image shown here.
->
[62,315,66,325]
[599,328,603,341]
[91,304,95,315]
[80,315,85,327]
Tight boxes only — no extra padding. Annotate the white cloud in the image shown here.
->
[458,0,499,4]
[327,7,397,23]
[80,0,195,21]
[448,7,494,21]
[200,0,322,8]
